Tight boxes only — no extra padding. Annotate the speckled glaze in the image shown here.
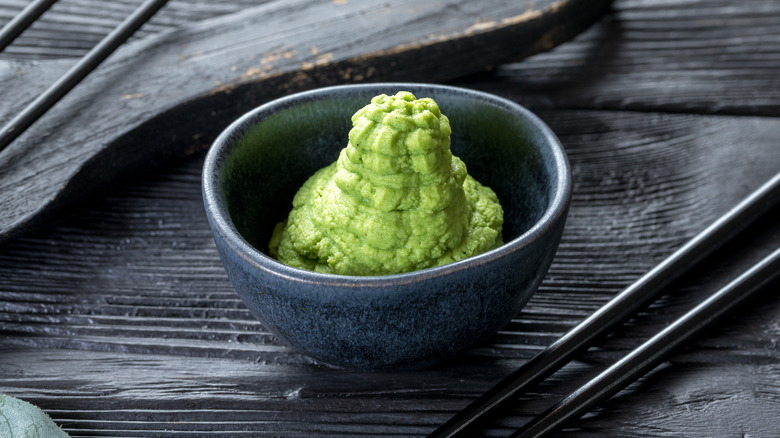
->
[202,83,571,370]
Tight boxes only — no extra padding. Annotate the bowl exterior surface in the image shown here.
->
[203,83,571,370]
[212,217,564,370]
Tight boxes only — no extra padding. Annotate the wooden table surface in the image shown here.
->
[1,1,779,437]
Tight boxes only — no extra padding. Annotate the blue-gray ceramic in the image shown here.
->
[202,83,571,370]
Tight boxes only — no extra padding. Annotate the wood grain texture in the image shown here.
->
[1,109,778,437]
[2,0,780,436]
[0,0,271,59]
[0,0,609,243]
[457,0,780,117]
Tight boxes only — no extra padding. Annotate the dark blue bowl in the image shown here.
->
[202,83,571,370]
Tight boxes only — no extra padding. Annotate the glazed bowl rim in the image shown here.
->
[202,82,571,288]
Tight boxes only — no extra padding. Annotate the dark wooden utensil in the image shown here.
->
[0,0,57,51]
[430,172,780,437]
[0,0,170,151]
[0,0,610,242]
[511,244,780,437]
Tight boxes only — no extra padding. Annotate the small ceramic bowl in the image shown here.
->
[202,83,571,370]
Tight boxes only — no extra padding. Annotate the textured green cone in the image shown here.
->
[270,91,503,275]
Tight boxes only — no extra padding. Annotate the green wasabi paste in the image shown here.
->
[269,91,503,275]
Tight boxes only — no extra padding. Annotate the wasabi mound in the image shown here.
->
[269,91,503,275]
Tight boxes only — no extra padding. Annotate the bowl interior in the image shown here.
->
[218,86,555,257]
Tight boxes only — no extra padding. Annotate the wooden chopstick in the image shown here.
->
[0,0,170,153]
[0,0,58,52]
[512,245,780,438]
[429,172,780,438]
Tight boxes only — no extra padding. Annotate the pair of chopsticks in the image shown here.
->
[0,0,170,153]
[431,171,780,438]
[4,3,778,435]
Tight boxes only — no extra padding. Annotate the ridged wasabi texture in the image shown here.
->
[269,91,503,275]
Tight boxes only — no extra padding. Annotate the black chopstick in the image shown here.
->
[0,0,58,52]
[0,0,170,153]
[429,172,780,438]
[511,245,780,438]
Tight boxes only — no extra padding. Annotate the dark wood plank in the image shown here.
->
[2,0,779,436]
[0,0,271,59]
[5,348,774,437]
[457,0,780,117]
[1,109,778,436]
[0,0,609,243]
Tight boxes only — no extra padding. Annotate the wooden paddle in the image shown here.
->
[0,0,610,242]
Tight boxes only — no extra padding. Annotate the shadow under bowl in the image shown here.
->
[202,83,571,370]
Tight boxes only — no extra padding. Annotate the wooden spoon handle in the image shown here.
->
[0,0,610,242]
